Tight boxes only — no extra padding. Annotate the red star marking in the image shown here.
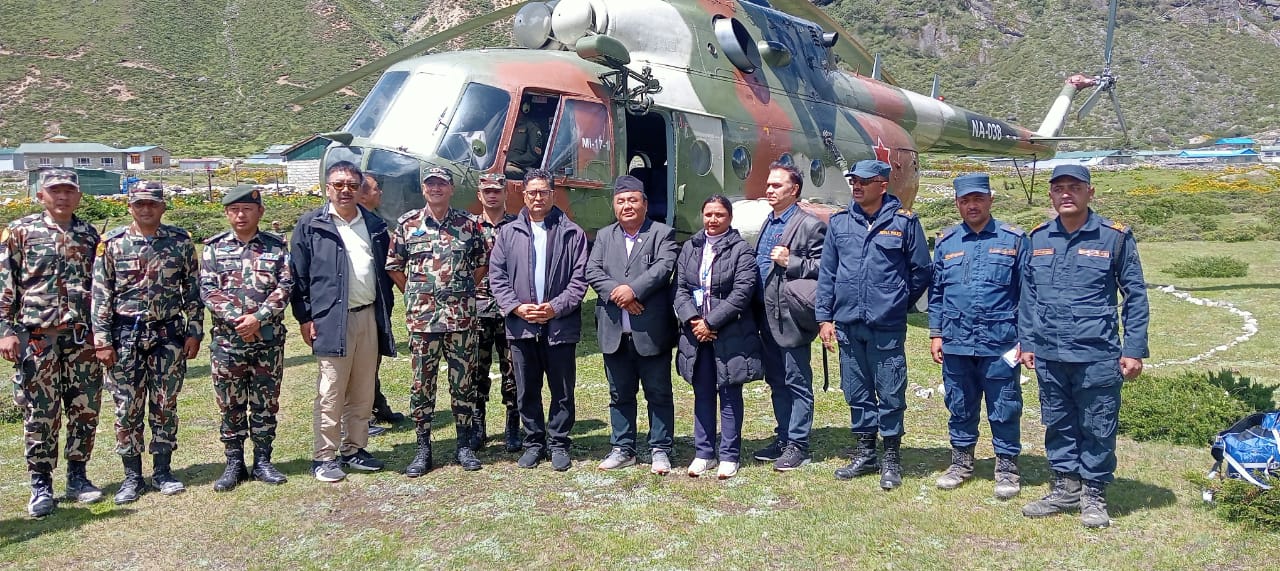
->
[872,138,892,163]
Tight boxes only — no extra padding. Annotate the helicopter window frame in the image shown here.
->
[543,97,613,186]
[435,82,512,170]
[345,70,410,139]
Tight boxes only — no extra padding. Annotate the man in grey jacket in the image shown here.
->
[751,161,826,471]
[586,175,679,475]
[488,169,589,472]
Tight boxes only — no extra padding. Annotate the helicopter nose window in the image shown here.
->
[346,71,409,139]
[437,82,511,170]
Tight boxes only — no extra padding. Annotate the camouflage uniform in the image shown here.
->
[472,212,518,412]
[199,230,293,450]
[93,224,203,457]
[387,207,487,431]
[0,212,102,475]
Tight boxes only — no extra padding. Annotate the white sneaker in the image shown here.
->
[687,457,718,477]
[717,461,739,480]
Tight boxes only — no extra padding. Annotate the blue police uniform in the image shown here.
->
[928,218,1027,457]
[1019,210,1149,484]
[816,192,932,437]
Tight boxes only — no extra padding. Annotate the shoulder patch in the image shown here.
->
[895,208,916,219]
[261,231,285,244]
[96,241,106,257]
[203,230,231,245]
[102,226,129,242]
[1108,220,1129,233]
[1030,220,1052,234]
[163,224,191,239]
[999,224,1024,236]
[939,225,960,241]
[396,209,420,225]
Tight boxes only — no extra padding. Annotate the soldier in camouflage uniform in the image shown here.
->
[92,181,204,504]
[470,173,519,452]
[386,167,489,475]
[0,169,104,517]
[199,184,294,491]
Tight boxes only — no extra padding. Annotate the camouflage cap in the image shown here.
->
[128,181,165,203]
[222,183,262,206]
[38,168,80,190]
[478,173,506,189]
[422,166,454,184]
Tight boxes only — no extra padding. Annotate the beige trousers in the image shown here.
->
[312,308,379,461]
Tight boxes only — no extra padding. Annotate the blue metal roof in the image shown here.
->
[1179,149,1260,158]
[121,145,161,152]
[1214,137,1256,145]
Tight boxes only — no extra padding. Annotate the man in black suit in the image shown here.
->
[585,175,680,475]
[752,161,826,471]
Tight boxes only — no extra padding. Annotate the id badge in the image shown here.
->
[692,288,704,308]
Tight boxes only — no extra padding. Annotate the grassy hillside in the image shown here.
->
[1,0,1278,155]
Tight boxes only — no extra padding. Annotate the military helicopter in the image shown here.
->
[292,0,1125,238]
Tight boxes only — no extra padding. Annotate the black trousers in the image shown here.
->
[510,337,577,451]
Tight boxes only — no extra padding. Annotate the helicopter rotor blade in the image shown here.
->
[290,1,533,105]
[1077,84,1105,120]
[769,0,896,85]
[1104,0,1118,70]
[1109,88,1129,141]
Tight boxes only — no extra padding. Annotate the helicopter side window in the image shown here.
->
[544,99,611,184]
[436,82,510,170]
[505,94,557,180]
[346,71,409,139]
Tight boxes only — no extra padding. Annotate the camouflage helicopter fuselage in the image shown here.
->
[318,0,1055,238]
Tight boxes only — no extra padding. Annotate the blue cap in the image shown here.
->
[1049,164,1091,184]
[953,173,992,197]
[845,159,891,179]
[613,175,644,195]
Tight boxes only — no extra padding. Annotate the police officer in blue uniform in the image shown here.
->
[817,159,932,491]
[928,173,1026,499]
[1019,164,1149,528]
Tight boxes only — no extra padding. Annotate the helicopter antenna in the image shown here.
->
[929,74,942,100]
[871,53,883,81]
[1075,0,1128,142]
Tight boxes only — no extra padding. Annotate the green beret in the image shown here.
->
[222,184,262,206]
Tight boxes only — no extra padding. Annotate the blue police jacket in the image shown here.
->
[816,193,932,330]
[928,218,1027,356]
[1018,210,1150,363]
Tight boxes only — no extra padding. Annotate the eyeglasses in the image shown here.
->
[328,181,360,191]
[848,177,887,186]
[524,189,553,198]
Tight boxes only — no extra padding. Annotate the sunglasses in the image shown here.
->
[328,181,360,191]
[848,177,887,186]
[524,190,553,198]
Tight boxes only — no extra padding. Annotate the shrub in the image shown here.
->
[1119,371,1253,446]
[1206,369,1276,412]
[1164,255,1250,278]
[1187,472,1280,532]
[0,401,20,424]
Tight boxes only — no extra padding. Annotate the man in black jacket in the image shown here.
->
[290,161,397,483]
[586,175,679,475]
[488,169,589,471]
[751,162,826,471]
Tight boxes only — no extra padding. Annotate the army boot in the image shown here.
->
[1022,471,1083,518]
[880,436,903,490]
[935,445,976,490]
[66,459,104,503]
[456,423,483,471]
[1081,481,1111,528]
[504,408,522,453]
[28,472,55,518]
[114,455,148,504]
[213,445,250,492]
[152,452,186,496]
[471,401,488,450]
[834,432,879,480]
[251,445,288,485]
[993,455,1022,500]
[405,428,434,478]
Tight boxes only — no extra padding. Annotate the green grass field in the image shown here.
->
[1,238,1278,568]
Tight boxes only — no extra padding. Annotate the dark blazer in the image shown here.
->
[289,205,396,358]
[755,207,825,347]
[586,219,679,356]
[488,206,589,345]
[673,229,764,389]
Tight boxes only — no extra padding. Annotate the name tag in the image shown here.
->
[260,253,280,262]
[1032,248,1054,256]
[879,230,903,237]
[943,251,965,261]
[988,248,1017,256]
[1078,248,1111,258]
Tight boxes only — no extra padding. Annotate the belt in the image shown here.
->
[28,323,88,344]
[349,304,372,313]
[112,314,183,330]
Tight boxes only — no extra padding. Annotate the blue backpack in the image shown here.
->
[1210,411,1280,490]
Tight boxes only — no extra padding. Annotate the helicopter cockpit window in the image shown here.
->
[346,71,409,139]
[506,94,557,180]
[544,99,611,184]
[436,82,510,170]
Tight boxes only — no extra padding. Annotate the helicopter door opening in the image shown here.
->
[505,93,558,180]
[624,112,672,224]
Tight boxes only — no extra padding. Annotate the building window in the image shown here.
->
[39,157,52,166]
[101,157,115,167]
[76,157,91,166]
[151,155,164,166]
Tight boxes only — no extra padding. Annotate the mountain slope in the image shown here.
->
[0,0,1277,155]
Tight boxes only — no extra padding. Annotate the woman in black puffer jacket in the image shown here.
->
[673,195,764,480]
